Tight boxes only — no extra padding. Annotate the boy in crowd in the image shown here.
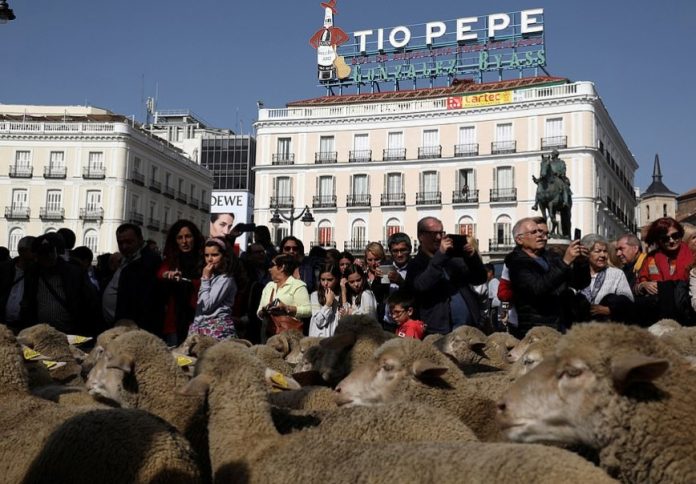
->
[388,292,426,340]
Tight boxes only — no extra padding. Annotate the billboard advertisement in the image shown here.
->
[210,190,254,250]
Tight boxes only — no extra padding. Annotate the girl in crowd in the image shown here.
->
[337,251,355,276]
[309,263,343,337]
[188,237,238,341]
[340,263,377,318]
[158,220,204,345]
[364,241,389,320]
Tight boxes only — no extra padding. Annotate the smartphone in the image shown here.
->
[378,265,392,284]
[447,234,468,257]
[574,228,582,241]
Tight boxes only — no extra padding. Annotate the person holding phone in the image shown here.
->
[405,217,487,335]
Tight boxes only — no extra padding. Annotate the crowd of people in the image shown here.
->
[1,214,695,344]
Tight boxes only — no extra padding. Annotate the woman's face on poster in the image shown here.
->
[210,213,235,238]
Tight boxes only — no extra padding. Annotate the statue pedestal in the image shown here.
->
[546,237,571,257]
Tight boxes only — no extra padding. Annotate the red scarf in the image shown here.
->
[651,242,692,281]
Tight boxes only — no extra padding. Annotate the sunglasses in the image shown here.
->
[659,233,682,243]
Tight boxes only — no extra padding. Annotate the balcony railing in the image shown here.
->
[129,211,144,225]
[9,165,33,178]
[131,170,145,186]
[310,240,337,249]
[490,188,518,202]
[43,165,67,179]
[491,140,517,154]
[489,238,515,252]
[5,206,30,220]
[349,149,372,163]
[80,207,104,221]
[200,200,210,212]
[315,151,337,164]
[147,218,161,231]
[149,180,162,193]
[541,136,567,150]
[163,186,175,199]
[415,191,442,205]
[418,145,442,159]
[383,148,406,161]
[344,241,367,253]
[176,191,187,203]
[188,197,200,209]
[454,143,479,157]
[381,193,406,207]
[452,189,480,204]
[39,207,65,220]
[346,194,371,207]
[83,165,106,179]
[312,195,337,208]
[272,153,295,165]
[270,196,294,209]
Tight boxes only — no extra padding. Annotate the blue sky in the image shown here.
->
[2,0,695,194]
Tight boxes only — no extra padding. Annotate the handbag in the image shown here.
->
[266,289,304,336]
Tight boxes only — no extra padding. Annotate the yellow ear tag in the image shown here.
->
[176,356,194,367]
[270,373,289,389]
[23,347,42,360]
[67,335,93,345]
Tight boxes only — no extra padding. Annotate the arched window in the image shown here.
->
[456,216,476,237]
[385,218,402,239]
[494,215,512,244]
[316,219,333,247]
[351,219,367,250]
[8,228,24,256]
[44,227,57,234]
[84,229,99,254]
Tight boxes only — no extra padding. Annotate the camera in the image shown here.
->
[235,223,256,233]
[447,234,468,257]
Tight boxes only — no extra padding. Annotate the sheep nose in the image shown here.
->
[496,399,507,413]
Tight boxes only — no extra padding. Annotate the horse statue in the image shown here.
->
[532,152,572,237]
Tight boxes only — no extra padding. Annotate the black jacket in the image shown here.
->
[505,245,590,331]
[113,247,162,334]
[405,249,487,334]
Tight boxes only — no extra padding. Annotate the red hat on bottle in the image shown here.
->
[321,0,337,14]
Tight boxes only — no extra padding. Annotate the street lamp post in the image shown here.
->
[0,0,16,23]
[269,203,315,235]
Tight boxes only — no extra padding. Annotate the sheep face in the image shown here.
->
[507,326,560,363]
[508,341,552,380]
[498,350,669,448]
[85,348,132,407]
[436,327,487,366]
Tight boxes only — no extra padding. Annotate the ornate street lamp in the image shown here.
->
[269,204,315,234]
[0,0,16,24]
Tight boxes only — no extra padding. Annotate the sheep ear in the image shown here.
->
[321,332,356,351]
[470,341,487,353]
[411,359,449,380]
[107,354,134,373]
[264,368,301,391]
[611,354,670,393]
[178,374,212,396]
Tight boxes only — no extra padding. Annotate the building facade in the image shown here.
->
[253,77,638,258]
[0,105,213,255]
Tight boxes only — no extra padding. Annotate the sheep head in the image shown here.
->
[507,326,560,363]
[435,326,487,366]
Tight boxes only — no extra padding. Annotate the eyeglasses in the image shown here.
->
[659,233,682,243]
[283,245,300,252]
[421,230,445,237]
[390,248,410,254]
[520,229,549,237]
[390,308,407,317]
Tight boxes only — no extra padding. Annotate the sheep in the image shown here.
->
[507,325,561,363]
[266,329,304,360]
[292,337,323,372]
[17,324,83,386]
[659,327,696,358]
[85,329,211,480]
[249,344,294,375]
[647,318,681,337]
[498,323,696,483]
[180,340,616,484]
[334,337,501,441]
[32,384,107,408]
[269,385,338,411]
[483,331,520,369]
[81,325,137,376]
[508,339,557,380]
[0,324,202,484]
[434,326,515,374]
[175,333,220,358]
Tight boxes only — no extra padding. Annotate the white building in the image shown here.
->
[253,76,638,258]
[0,105,213,255]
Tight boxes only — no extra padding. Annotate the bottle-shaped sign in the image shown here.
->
[317,9,337,80]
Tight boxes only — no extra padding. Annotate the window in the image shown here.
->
[163,207,171,227]
[45,190,62,211]
[151,165,158,181]
[277,138,291,156]
[8,228,25,256]
[86,190,101,211]
[351,219,367,246]
[387,132,404,149]
[420,171,439,193]
[15,151,31,167]
[422,129,439,147]
[88,152,104,168]
[149,202,157,220]
[190,184,196,199]
[663,204,668,217]
[456,216,476,237]
[458,168,476,190]
[274,177,292,198]
[545,118,563,138]
[385,218,402,238]
[12,189,28,208]
[131,194,140,212]
[201,190,208,206]
[317,176,335,197]
[496,123,513,142]
[319,136,335,154]
[458,126,476,145]
[352,174,369,195]
[385,173,403,194]
[495,215,512,243]
[84,230,98,254]
[317,220,333,245]
[133,157,142,173]
[49,151,64,168]
[646,205,650,222]
[495,166,514,190]
[353,133,369,151]
[178,178,184,193]
[165,172,172,188]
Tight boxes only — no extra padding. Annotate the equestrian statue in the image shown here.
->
[532,149,572,238]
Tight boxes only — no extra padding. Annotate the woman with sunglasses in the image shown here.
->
[637,217,692,295]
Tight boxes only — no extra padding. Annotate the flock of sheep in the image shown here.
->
[2,315,695,483]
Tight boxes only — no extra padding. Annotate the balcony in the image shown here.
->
[418,145,442,159]
[129,211,144,225]
[344,240,367,253]
[541,136,567,150]
[270,196,294,209]
[9,165,33,178]
[349,149,372,163]
[176,191,187,204]
[310,240,337,249]
[80,207,104,221]
[315,151,337,164]
[383,148,406,161]
[452,189,480,204]
[83,165,106,179]
[163,186,175,199]
[43,165,67,179]
[415,191,442,205]
[381,193,406,207]
[131,170,145,186]
[272,153,295,165]
[490,188,517,202]
[147,218,160,231]
[491,140,516,154]
[346,194,371,208]
[489,238,515,252]
[200,200,210,212]
[454,143,479,157]
[5,206,30,220]
[188,197,200,209]
[39,207,65,221]
[149,180,162,193]
[312,195,337,209]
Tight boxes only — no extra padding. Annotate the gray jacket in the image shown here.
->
[194,273,237,324]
